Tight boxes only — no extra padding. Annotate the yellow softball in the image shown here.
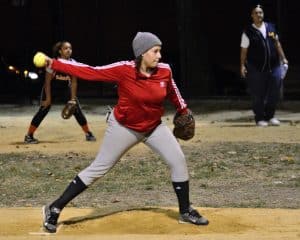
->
[33,52,46,68]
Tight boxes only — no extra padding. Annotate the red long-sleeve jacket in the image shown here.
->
[51,59,187,132]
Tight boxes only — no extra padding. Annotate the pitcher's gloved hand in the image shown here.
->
[61,99,77,119]
[173,109,195,141]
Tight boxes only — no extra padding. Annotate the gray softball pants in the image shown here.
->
[78,110,189,186]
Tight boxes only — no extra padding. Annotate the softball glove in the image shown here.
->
[173,109,195,141]
[61,100,77,119]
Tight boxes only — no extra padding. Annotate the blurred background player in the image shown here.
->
[24,41,96,143]
[240,4,288,127]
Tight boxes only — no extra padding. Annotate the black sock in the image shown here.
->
[50,176,87,210]
[172,180,190,214]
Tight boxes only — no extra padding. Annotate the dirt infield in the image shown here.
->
[0,102,299,239]
[0,207,300,240]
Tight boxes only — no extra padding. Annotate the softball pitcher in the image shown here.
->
[24,41,96,144]
[42,32,209,233]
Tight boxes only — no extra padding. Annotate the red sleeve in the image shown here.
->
[167,71,188,114]
[51,59,123,83]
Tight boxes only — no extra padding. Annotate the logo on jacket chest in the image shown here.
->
[160,81,166,88]
[131,80,167,102]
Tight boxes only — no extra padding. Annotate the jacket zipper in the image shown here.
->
[254,26,268,72]
[265,39,272,72]
[256,30,267,72]
[264,23,272,72]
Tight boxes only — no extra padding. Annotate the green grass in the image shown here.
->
[0,142,299,208]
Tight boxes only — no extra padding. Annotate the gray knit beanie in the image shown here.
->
[132,32,162,58]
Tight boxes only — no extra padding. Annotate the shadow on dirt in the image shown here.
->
[62,207,178,226]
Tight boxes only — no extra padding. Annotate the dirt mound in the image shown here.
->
[0,207,299,240]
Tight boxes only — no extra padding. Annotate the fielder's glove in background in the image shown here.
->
[61,100,77,119]
[173,109,195,141]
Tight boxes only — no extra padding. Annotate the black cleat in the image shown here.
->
[24,135,39,144]
[86,132,96,141]
[179,206,209,225]
[42,205,61,233]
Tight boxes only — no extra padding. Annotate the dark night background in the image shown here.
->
[1,0,299,104]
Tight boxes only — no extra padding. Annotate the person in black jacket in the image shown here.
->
[240,4,288,127]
